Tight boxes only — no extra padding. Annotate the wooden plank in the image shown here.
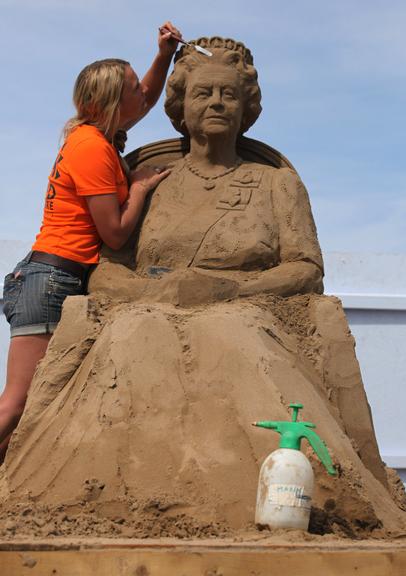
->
[1,547,406,576]
[3,535,404,551]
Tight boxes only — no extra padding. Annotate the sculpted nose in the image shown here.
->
[208,88,223,108]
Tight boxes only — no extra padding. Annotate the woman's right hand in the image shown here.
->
[129,166,171,195]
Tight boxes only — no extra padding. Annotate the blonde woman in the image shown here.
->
[0,21,181,460]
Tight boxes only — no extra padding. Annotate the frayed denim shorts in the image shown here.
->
[2,253,86,337]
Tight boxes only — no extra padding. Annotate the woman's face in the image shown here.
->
[118,65,146,129]
[183,65,243,141]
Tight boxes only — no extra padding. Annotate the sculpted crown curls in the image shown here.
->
[174,37,255,65]
[165,36,262,136]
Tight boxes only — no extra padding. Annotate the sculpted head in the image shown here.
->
[165,37,262,137]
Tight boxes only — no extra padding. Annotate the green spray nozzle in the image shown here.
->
[253,403,337,476]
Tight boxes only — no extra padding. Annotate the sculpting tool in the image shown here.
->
[159,27,213,57]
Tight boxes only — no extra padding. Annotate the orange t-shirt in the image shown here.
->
[32,124,129,264]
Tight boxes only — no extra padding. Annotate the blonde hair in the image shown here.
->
[63,58,129,140]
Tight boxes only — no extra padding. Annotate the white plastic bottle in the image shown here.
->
[255,447,313,530]
[253,403,336,531]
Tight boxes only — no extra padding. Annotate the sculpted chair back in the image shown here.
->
[124,135,297,173]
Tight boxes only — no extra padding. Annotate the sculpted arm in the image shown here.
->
[238,168,324,297]
[155,167,325,304]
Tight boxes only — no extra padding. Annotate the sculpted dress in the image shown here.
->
[133,160,322,279]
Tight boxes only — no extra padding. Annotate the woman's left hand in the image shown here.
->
[158,21,182,56]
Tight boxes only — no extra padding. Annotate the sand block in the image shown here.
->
[0,295,404,540]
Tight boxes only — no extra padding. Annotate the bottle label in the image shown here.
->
[268,484,312,510]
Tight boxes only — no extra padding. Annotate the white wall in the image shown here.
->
[345,308,405,471]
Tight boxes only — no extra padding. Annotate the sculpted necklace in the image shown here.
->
[184,155,243,190]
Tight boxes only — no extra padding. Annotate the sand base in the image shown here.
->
[1,536,406,575]
[1,293,405,539]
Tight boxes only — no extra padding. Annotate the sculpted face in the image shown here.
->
[183,65,243,140]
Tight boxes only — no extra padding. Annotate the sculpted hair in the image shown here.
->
[63,58,129,140]
[165,37,262,136]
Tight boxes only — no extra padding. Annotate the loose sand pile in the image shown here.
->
[0,292,404,541]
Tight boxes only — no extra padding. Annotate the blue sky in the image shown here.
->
[1,0,405,253]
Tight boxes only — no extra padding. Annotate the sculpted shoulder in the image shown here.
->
[232,160,278,189]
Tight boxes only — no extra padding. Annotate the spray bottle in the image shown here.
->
[253,402,336,531]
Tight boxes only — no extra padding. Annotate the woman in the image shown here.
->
[0,21,182,458]
[89,36,324,303]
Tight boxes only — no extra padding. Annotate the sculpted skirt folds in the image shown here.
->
[0,293,404,534]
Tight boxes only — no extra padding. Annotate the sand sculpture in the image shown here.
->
[0,37,404,540]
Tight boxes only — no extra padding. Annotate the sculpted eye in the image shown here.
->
[195,90,210,98]
[190,85,211,98]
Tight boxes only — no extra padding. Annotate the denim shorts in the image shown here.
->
[2,253,85,337]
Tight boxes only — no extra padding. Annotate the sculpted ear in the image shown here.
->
[179,118,189,136]
[239,111,250,135]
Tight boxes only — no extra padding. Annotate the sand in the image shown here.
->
[0,293,404,542]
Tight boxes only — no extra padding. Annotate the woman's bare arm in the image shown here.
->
[86,167,170,250]
[121,22,181,131]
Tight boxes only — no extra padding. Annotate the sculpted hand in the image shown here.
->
[124,268,238,306]
[169,269,239,306]
[89,265,240,307]
[158,21,181,56]
[87,262,150,301]
[129,165,171,194]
